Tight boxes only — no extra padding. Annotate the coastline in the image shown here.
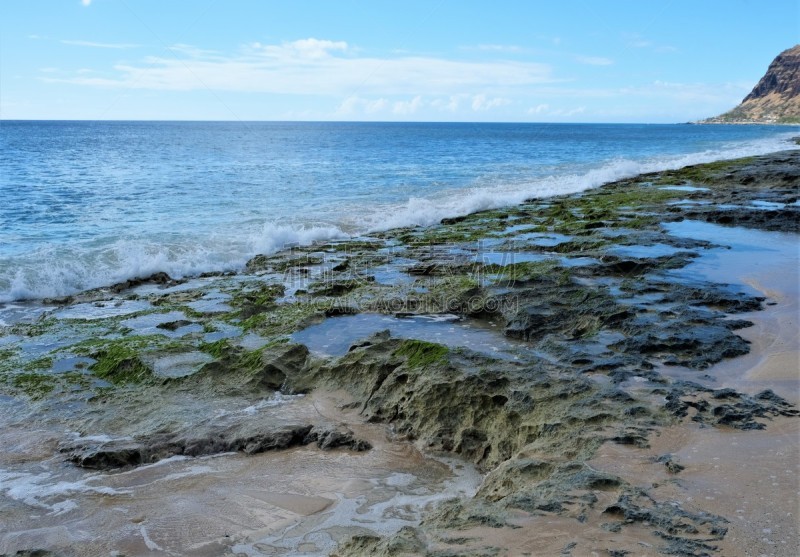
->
[2,123,798,306]
[692,120,800,126]
[0,150,798,556]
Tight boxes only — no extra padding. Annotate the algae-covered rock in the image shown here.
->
[504,461,623,516]
[90,343,154,384]
[255,342,310,390]
[193,341,311,394]
[333,526,427,557]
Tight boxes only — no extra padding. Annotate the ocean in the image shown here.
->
[1,121,797,304]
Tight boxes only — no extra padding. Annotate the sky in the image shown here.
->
[1,0,798,123]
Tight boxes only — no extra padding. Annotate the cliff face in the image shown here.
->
[704,45,800,124]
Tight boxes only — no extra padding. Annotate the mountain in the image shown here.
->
[701,45,800,124]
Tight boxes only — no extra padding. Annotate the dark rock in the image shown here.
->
[306,425,372,451]
[0,549,59,557]
[110,272,176,293]
[611,427,650,448]
[501,282,633,343]
[245,254,270,271]
[406,263,438,276]
[603,488,727,556]
[441,215,468,225]
[655,454,685,474]
[665,382,798,429]
[683,207,800,233]
[325,305,360,317]
[348,329,392,352]
[41,295,74,306]
[626,281,764,313]
[65,423,316,470]
[332,259,350,272]
[64,409,371,472]
[310,278,372,297]
[612,322,750,369]
[156,319,193,331]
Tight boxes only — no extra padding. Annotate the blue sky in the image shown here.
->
[1,0,798,122]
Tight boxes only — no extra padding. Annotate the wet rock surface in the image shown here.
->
[63,422,370,470]
[1,151,798,556]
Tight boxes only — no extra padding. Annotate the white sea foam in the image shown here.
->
[367,133,799,231]
[65,432,133,444]
[243,392,305,415]
[0,468,132,515]
[248,222,348,255]
[0,131,796,303]
[0,223,347,303]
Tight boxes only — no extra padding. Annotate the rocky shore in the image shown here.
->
[1,150,799,556]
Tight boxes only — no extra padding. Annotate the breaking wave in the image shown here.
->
[1,130,796,303]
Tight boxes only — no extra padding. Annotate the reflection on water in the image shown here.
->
[607,243,687,259]
[292,312,529,359]
[663,220,799,298]
[662,220,799,402]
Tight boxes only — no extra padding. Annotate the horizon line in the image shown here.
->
[0,118,709,125]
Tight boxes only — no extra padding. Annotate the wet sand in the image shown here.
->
[0,391,482,556]
[589,225,799,557]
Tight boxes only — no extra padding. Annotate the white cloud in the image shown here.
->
[364,98,388,114]
[471,94,511,111]
[250,38,348,60]
[45,37,554,96]
[575,55,613,66]
[563,106,586,116]
[336,95,389,115]
[81,0,92,6]
[335,96,362,115]
[430,95,463,112]
[335,93,517,117]
[526,104,585,117]
[393,96,424,115]
[61,39,139,49]
[473,44,523,53]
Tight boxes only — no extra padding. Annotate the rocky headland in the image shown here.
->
[0,150,799,556]
[701,45,800,124]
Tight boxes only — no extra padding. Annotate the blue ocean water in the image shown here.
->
[0,121,797,302]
